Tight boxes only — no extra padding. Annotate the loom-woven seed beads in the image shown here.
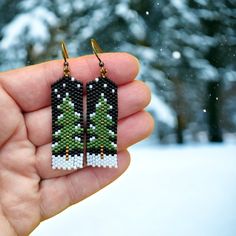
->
[86,77,118,168]
[51,76,84,170]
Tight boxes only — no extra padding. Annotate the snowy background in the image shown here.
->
[32,144,236,236]
[0,0,236,235]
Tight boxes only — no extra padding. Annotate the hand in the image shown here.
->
[0,53,153,236]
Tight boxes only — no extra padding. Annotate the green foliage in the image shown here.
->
[53,96,83,153]
[87,95,116,150]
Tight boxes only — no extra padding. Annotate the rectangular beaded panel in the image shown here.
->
[51,76,84,170]
[86,77,118,168]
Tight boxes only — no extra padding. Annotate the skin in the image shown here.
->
[0,53,154,236]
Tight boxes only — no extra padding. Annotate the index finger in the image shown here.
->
[0,53,139,112]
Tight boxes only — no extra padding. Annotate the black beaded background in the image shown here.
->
[86,77,118,157]
[51,76,83,157]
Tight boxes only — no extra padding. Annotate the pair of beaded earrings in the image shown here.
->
[51,39,118,170]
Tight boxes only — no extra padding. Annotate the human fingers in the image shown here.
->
[39,150,130,220]
[0,87,22,147]
[0,53,139,112]
[25,80,151,146]
[36,111,154,179]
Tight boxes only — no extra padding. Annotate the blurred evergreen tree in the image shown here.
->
[0,0,235,144]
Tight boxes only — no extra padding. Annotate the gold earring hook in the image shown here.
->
[91,39,107,77]
[61,41,70,77]
[61,41,69,62]
[91,39,103,63]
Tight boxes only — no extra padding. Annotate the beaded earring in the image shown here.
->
[86,39,118,168]
[51,42,84,170]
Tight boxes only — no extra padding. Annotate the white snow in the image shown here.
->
[1,6,57,50]
[225,70,236,82]
[122,43,157,62]
[171,0,186,10]
[148,93,176,127]
[32,144,236,236]
[87,153,118,168]
[52,154,83,170]
[115,1,149,42]
[172,51,181,59]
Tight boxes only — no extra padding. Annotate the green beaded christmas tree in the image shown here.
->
[87,95,116,157]
[52,95,83,160]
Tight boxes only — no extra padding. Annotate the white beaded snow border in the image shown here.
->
[52,154,83,170]
[87,153,118,168]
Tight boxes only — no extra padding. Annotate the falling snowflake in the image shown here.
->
[172,51,181,59]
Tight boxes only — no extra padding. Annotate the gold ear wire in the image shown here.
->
[91,39,103,54]
[90,39,107,77]
[61,41,69,62]
[61,41,70,77]
[91,39,103,64]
